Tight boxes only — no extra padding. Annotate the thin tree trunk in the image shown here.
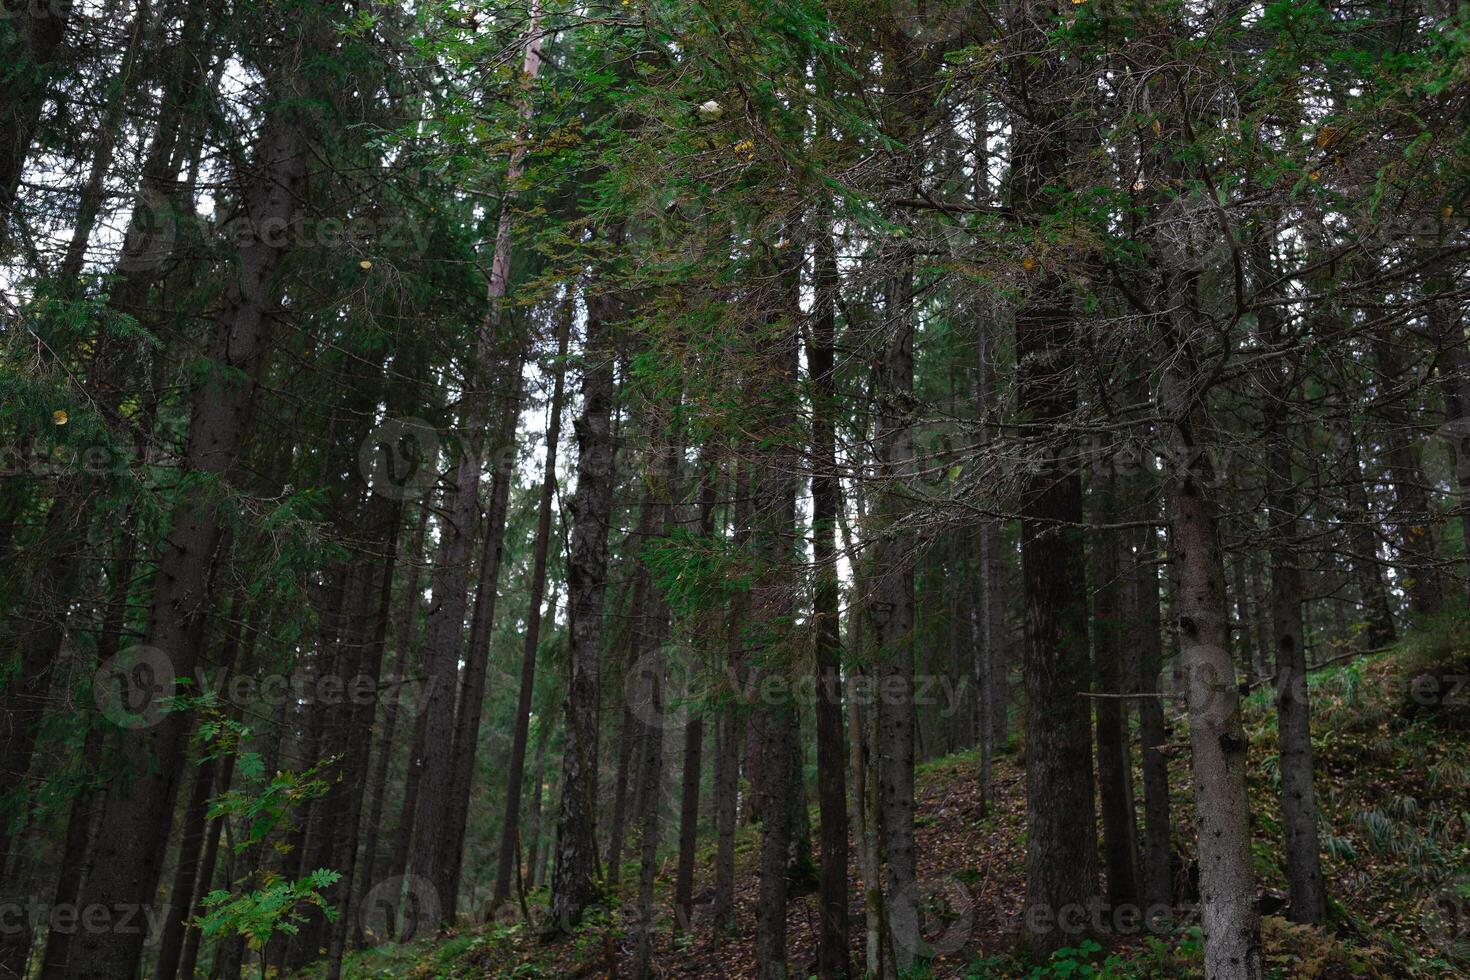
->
[523,715,554,895]
[1331,412,1396,647]
[407,11,543,925]
[673,453,719,932]
[547,266,621,932]
[324,504,402,979]
[355,500,430,946]
[440,355,524,914]
[491,297,572,910]
[1092,479,1140,911]
[1370,329,1445,618]
[606,490,658,884]
[1132,522,1173,917]
[1155,249,1264,978]
[810,226,850,977]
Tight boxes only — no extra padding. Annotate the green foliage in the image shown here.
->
[197,868,342,951]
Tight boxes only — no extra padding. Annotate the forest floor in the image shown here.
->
[314,628,1470,979]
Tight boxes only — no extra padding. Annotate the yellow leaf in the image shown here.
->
[359,260,373,270]
[1151,119,1161,135]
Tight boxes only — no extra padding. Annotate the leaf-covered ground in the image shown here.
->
[308,635,1468,979]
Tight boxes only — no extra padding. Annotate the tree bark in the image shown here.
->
[673,453,719,932]
[1131,520,1174,917]
[1092,479,1140,912]
[64,33,311,972]
[440,354,523,913]
[547,270,621,932]
[1370,329,1445,618]
[810,226,850,977]
[1154,248,1264,978]
[406,13,543,927]
[491,297,572,910]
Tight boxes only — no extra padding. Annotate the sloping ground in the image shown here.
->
[319,634,1469,979]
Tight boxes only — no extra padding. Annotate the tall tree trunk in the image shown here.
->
[810,226,850,977]
[490,298,572,910]
[523,712,554,894]
[605,494,657,884]
[547,269,621,932]
[1331,412,1396,646]
[1266,432,1327,924]
[713,457,753,926]
[1154,241,1263,977]
[155,752,219,980]
[1131,520,1173,917]
[64,33,312,972]
[407,13,543,927]
[1370,329,1445,618]
[324,504,402,979]
[1092,479,1140,911]
[1007,3,1099,955]
[1247,553,1273,679]
[355,499,430,947]
[868,244,919,973]
[674,454,719,932]
[1433,301,1470,603]
[632,407,682,980]
[440,355,523,914]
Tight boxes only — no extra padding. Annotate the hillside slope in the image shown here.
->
[314,637,1469,979]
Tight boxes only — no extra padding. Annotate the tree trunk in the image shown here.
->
[1017,330,1099,956]
[1155,239,1263,976]
[407,13,543,927]
[810,226,850,977]
[869,247,919,973]
[64,37,311,973]
[440,355,523,914]
[1131,521,1173,917]
[674,454,719,932]
[490,297,571,910]
[324,503,402,978]
[524,715,554,895]
[1092,479,1140,912]
[1006,4,1099,955]
[1331,412,1396,647]
[547,269,621,932]
[355,499,430,946]
[1370,329,1445,618]
[606,495,657,884]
